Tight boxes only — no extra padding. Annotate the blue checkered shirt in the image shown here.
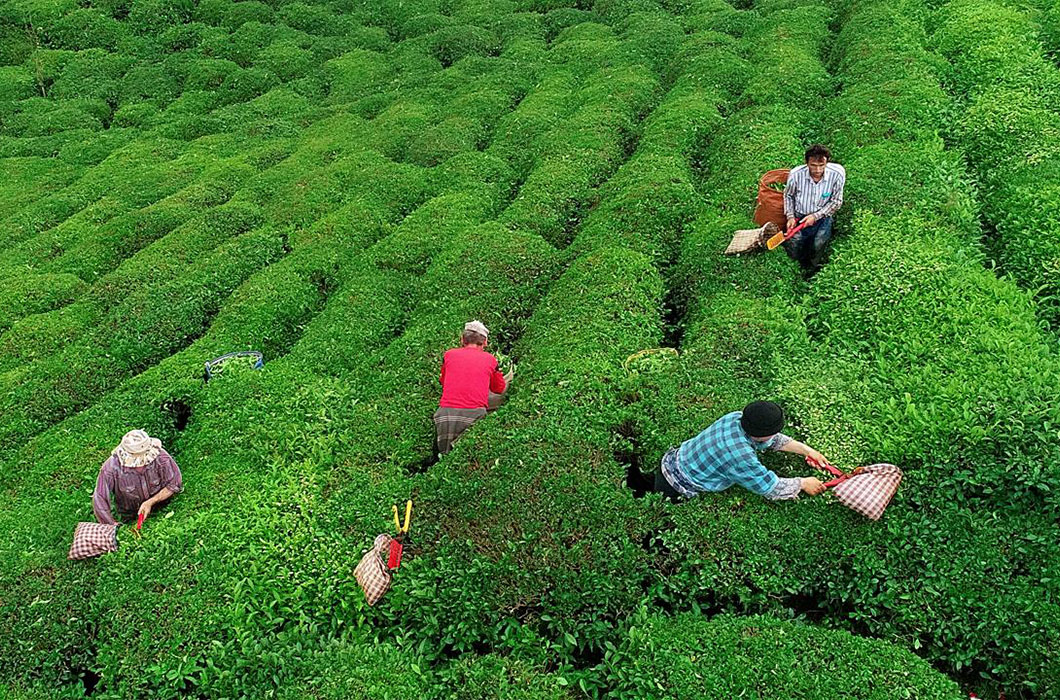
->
[674,412,791,496]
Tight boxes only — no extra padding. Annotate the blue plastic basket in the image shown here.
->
[204,351,264,381]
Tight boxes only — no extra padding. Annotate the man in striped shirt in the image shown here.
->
[783,144,845,275]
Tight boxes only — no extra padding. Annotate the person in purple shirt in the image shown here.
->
[93,430,182,526]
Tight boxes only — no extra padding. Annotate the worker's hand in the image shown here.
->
[137,501,153,520]
[802,214,818,227]
[787,217,798,231]
[801,477,826,496]
[503,366,514,384]
[805,447,833,468]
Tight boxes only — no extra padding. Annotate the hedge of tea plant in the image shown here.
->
[771,0,1060,693]
[388,3,853,694]
[931,0,1060,328]
[624,0,1060,696]
[603,613,963,699]
[0,0,1033,696]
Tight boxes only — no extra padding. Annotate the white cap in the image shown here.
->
[464,320,489,338]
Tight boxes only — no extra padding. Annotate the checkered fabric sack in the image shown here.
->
[355,533,394,606]
[724,222,777,255]
[69,522,120,560]
[831,463,903,521]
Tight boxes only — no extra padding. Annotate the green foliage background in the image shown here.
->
[0,0,1057,696]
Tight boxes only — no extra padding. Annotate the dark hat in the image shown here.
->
[740,401,785,437]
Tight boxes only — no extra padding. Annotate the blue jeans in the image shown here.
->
[783,216,834,270]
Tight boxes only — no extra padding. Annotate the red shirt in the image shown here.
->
[439,346,506,409]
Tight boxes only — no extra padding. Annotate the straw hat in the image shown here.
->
[112,430,163,469]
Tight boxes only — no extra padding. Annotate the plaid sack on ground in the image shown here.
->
[724,222,778,255]
[355,533,394,606]
[69,522,120,560]
[831,463,902,520]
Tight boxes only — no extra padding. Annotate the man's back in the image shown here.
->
[676,412,787,496]
[439,346,505,409]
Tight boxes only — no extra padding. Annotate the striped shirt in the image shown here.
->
[783,163,845,219]
[671,412,792,497]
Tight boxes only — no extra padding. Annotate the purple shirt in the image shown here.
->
[92,449,182,525]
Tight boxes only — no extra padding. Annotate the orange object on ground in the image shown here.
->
[766,219,808,251]
[753,168,791,229]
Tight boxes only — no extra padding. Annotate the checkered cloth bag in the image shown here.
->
[808,458,903,520]
[355,533,394,606]
[831,463,903,520]
[69,522,120,560]
[724,221,778,255]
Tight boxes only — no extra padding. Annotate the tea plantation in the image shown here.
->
[1,0,1058,696]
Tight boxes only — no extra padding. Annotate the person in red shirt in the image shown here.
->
[434,320,512,454]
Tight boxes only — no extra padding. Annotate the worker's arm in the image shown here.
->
[764,477,822,499]
[777,439,833,468]
[138,487,174,519]
[439,359,446,386]
[92,461,117,526]
[156,450,183,493]
[731,454,781,497]
[750,436,826,497]
[489,368,507,394]
[138,451,182,519]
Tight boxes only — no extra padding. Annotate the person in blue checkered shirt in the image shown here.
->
[629,401,832,501]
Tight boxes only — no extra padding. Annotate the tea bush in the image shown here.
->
[0,238,415,696]
[397,246,665,664]
[498,63,659,245]
[932,0,1060,327]
[385,16,754,676]
[0,137,198,252]
[0,227,284,456]
[2,0,1054,695]
[0,200,265,371]
[768,0,1060,691]
[0,273,87,334]
[0,151,80,218]
[623,0,1060,696]
[604,613,962,699]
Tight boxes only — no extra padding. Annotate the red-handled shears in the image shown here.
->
[387,500,412,570]
[805,456,864,489]
[132,511,145,538]
[766,219,810,251]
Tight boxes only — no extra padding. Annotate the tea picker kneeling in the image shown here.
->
[433,320,513,455]
[630,401,831,501]
[783,144,846,275]
[93,430,182,526]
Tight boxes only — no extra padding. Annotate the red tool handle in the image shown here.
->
[805,456,848,489]
[781,219,809,244]
[136,512,145,530]
[387,538,403,570]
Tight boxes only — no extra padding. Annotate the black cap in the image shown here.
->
[740,401,785,437]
